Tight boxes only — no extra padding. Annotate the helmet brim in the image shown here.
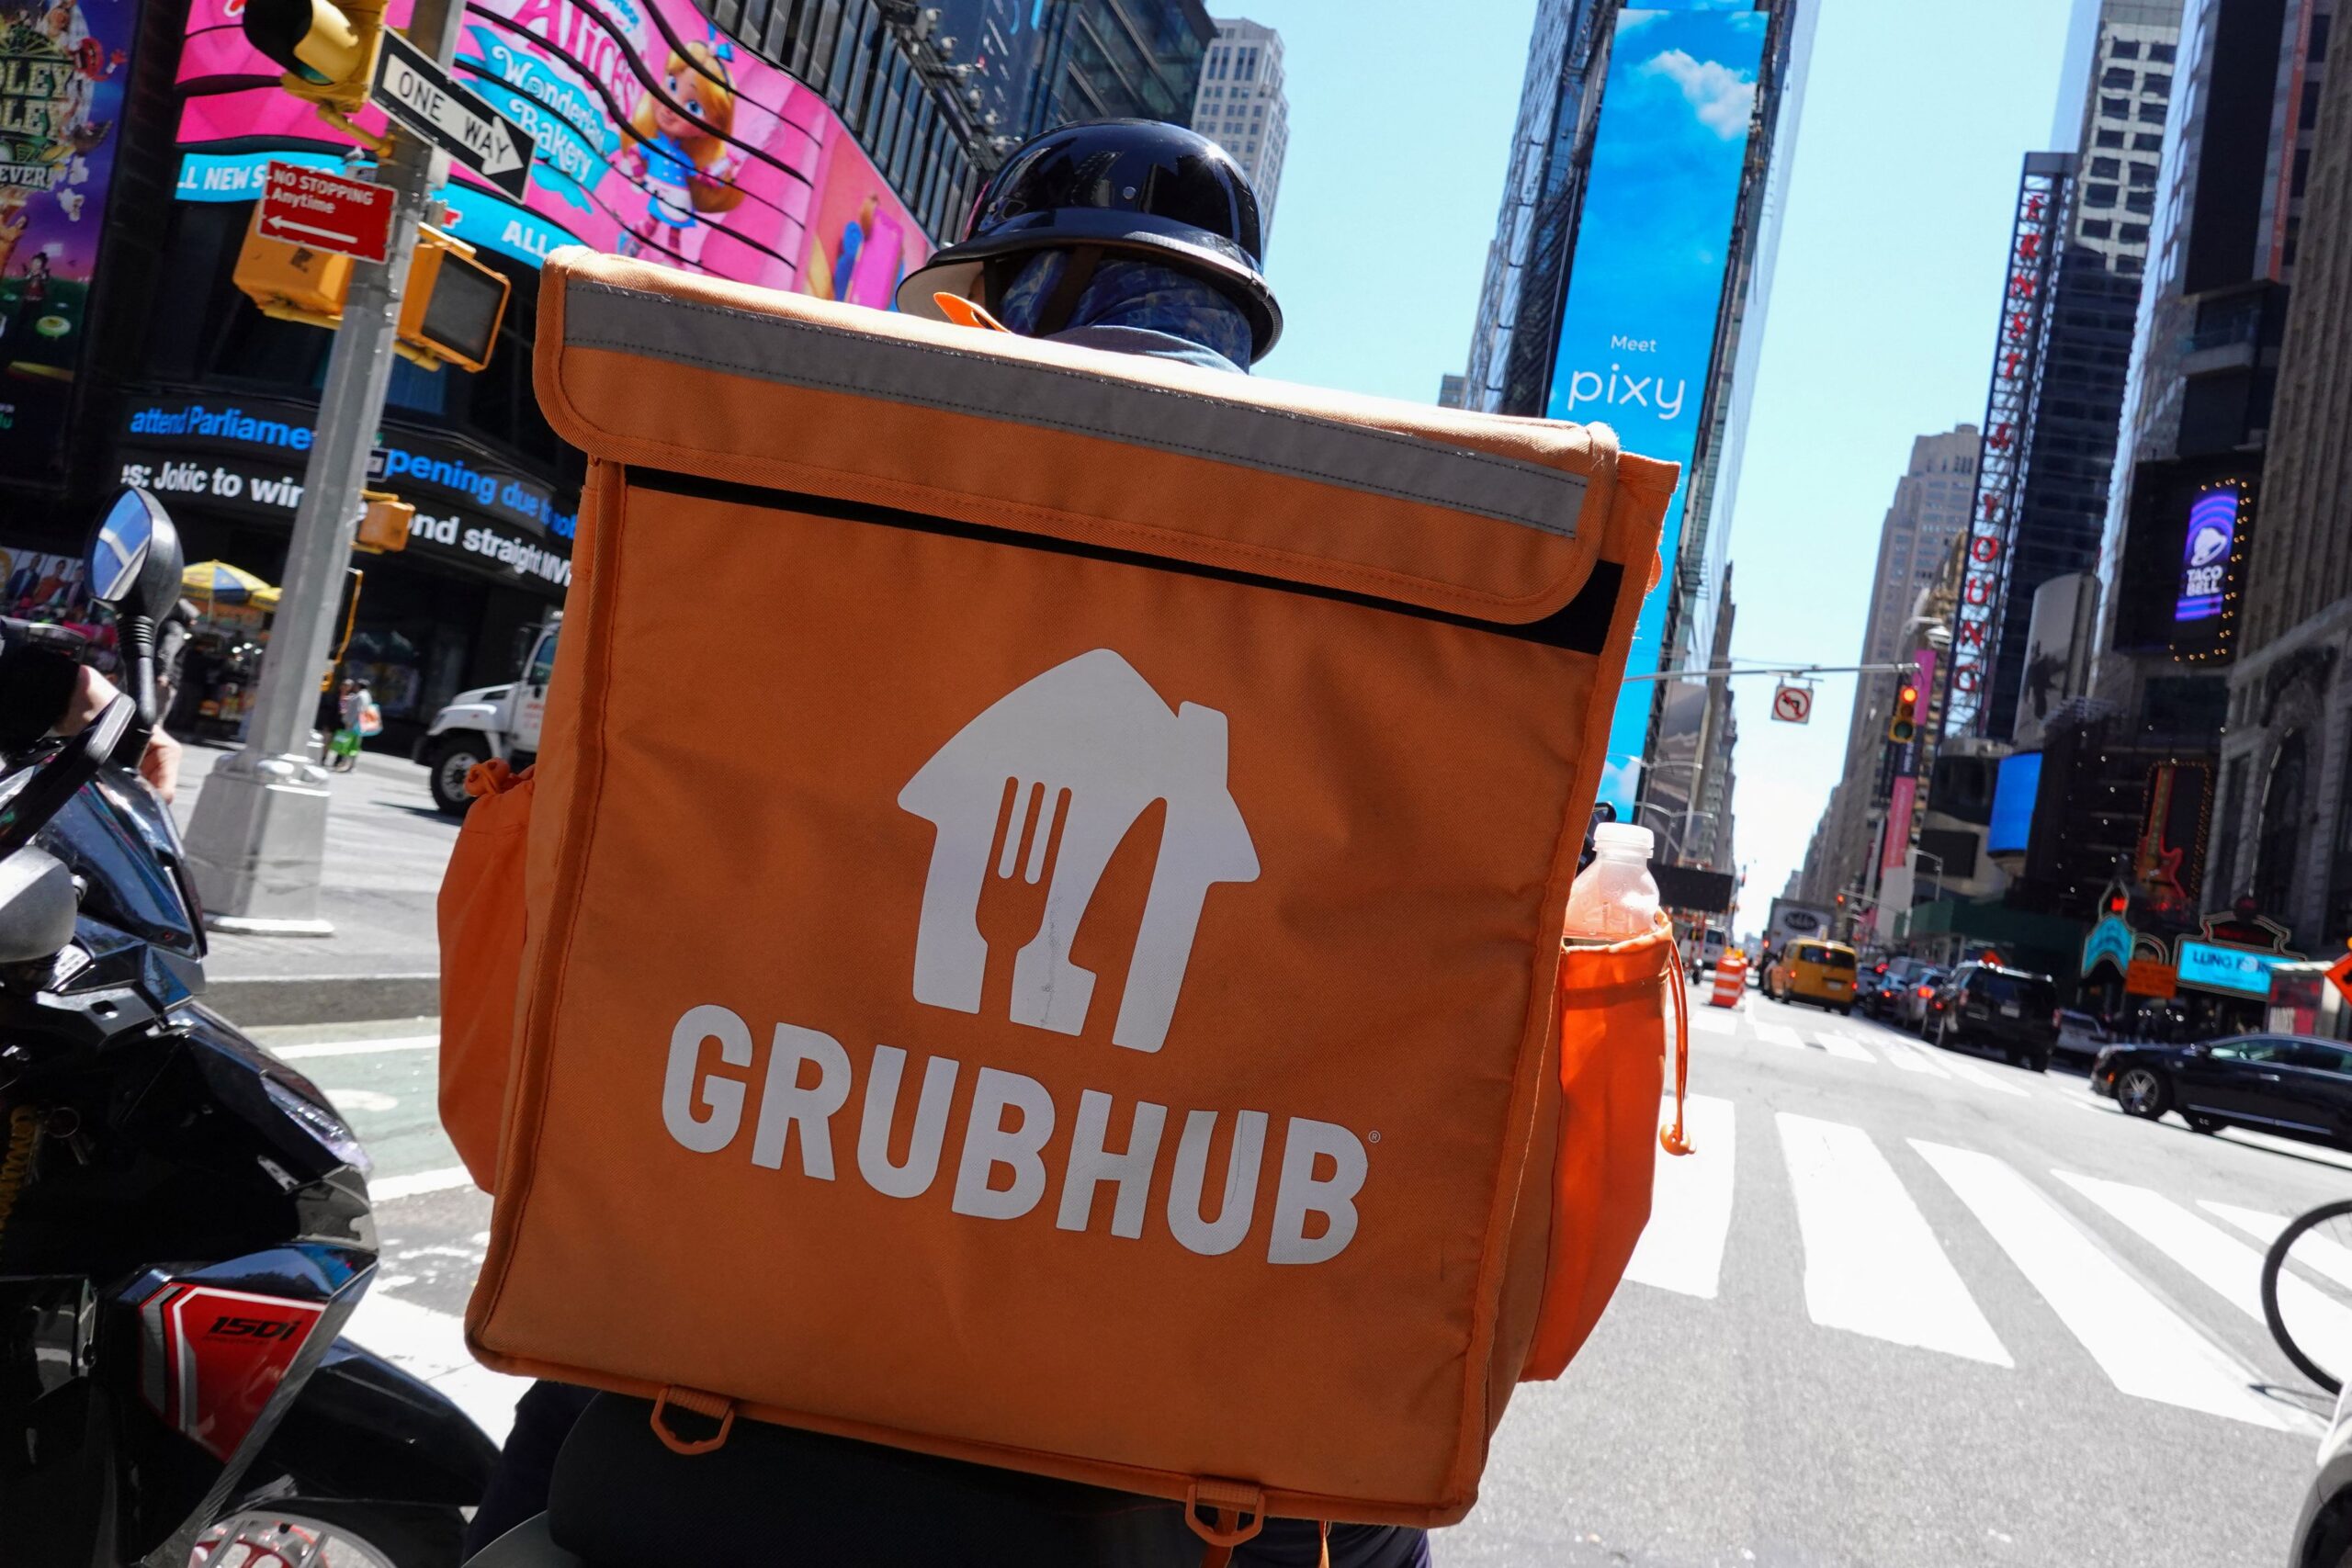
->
[895,209,1282,363]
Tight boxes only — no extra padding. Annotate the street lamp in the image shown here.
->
[1913,849,1947,904]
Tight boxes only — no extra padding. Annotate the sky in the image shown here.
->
[1233,0,2082,919]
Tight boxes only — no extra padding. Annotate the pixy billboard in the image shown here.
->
[1549,3,1766,818]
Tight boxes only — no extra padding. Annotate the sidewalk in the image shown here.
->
[170,741,458,1025]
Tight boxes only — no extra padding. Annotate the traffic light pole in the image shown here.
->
[182,0,460,932]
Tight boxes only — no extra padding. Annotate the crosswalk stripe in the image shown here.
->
[1880,1041,1937,1075]
[1690,1010,1736,1036]
[1751,1021,1804,1050]
[2056,1173,2352,1373]
[345,1290,527,1442]
[275,1034,439,1060]
[2202,1201,2352,1294]
[1623,1095,1738,1299]
[1885,1038,1954,1078]
[1912,1141,2286,1428]
[1812,1032,1876,1064]
[1925,1046,2031,1098]
[1778,1114,2009,1364]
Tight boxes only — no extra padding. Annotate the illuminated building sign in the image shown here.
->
[2175,485,2235,621]
[1547,3,1769,817]
[2176,940,2290,998]
[1944,154,2066,738]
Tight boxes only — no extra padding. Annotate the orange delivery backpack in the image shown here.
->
[442,247,1687,1541]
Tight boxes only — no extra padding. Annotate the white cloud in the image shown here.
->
[1639,48,1758,139]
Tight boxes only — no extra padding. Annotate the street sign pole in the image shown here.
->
[182,0,461,932]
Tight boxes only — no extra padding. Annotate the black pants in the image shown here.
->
[463,1381,1431,1567]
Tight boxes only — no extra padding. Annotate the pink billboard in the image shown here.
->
[174,0,931,294]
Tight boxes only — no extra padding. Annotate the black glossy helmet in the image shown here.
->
[896,118,1281,361]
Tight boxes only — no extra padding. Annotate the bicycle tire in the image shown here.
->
[2263,1198,2352,1395]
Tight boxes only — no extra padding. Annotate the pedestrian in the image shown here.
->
[330,675,377,773]
[458,120,1424,1568]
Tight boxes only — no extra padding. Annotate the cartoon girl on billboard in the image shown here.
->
[620,38,745,267]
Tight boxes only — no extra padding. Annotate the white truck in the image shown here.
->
[417,614,560,814]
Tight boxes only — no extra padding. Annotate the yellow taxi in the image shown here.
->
[1766,939,1860,1014]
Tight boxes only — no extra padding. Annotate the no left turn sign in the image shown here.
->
[1771,683,1813,724]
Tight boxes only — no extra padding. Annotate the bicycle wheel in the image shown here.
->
[2263,1198,2352,1394]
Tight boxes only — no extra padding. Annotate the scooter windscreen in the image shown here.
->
[0,694,131,856]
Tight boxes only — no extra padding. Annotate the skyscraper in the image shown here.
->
[1863,427,1983,670]
[930,0,1215,145]
[1191,19,1289,234]
[1950,0,2183,743]
[1800,428,1980,918]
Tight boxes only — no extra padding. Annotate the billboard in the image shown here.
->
[1549,4,1768,816]
[1946,154,2066,737]
[172,0,930,289]
[2175,484,2234,622]
[0,0,135,475]
[1987,750,2041,855]
[2013,570,2097,747]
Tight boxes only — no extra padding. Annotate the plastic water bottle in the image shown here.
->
[1565,822,1660,942]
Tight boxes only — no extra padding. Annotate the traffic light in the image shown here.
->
[233,216,355,328]
[233,207,510,374]
[242,0,387,116]
[1887,681,1921,744]
[356,491,413,552]
[395,228,510,373]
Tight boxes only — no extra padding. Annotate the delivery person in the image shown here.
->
[461,121,1427,1568]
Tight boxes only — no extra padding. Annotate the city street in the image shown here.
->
[1448,987,2341,1568]
[263,982,2346,1565]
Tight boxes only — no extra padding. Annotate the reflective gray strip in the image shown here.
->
[564,279,1583,536]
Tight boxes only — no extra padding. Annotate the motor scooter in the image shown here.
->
[0,489,496,1565]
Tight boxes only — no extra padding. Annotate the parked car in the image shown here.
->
[1931,962,2061,1070]
[2091,1033,2352,1147]
[1894,965,1949,1032]
[1764,939,1860,1013]
[2052,1008,2112,1066]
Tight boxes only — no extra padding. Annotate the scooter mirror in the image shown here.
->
[87,488,184,620]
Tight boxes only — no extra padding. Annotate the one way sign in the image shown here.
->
[372,31,536,200]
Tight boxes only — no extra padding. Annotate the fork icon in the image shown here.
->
[899,650,1259,1052]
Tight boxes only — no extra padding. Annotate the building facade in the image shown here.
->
[2090,0,2337,935]
[1190,18,1288,233]
[873,0,1217,158]
[0,0,1004,750]
[1973,0,2183,743]
[1800,430,1975,929]
[2212,10,2352,946]
[1458,0,1611,421]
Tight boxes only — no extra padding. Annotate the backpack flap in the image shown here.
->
[472,247,1680,1528]
[533,250,1662,628]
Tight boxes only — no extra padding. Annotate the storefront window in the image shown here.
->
[2254,732,2308,918]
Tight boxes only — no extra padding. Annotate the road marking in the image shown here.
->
[371,1167,476,1201]
[1812,1032,1876,1064]
[345,1289,527,1442]
[1778,1114,2008,1364]
[1887,1039,1954,1078]
[1927,1047,2031,1098]
[2056,1172,2352,1372]
[2202,1201,2352,1293]
[275,1034,439,1060]
[1751,1021,1804,1050]
[1913,1141,2286,1428]
[325,1089,401,1113]
[1624,1095,1737,1300]
[1880,1041,1938,1075]
[1690,1011,1736,1036]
